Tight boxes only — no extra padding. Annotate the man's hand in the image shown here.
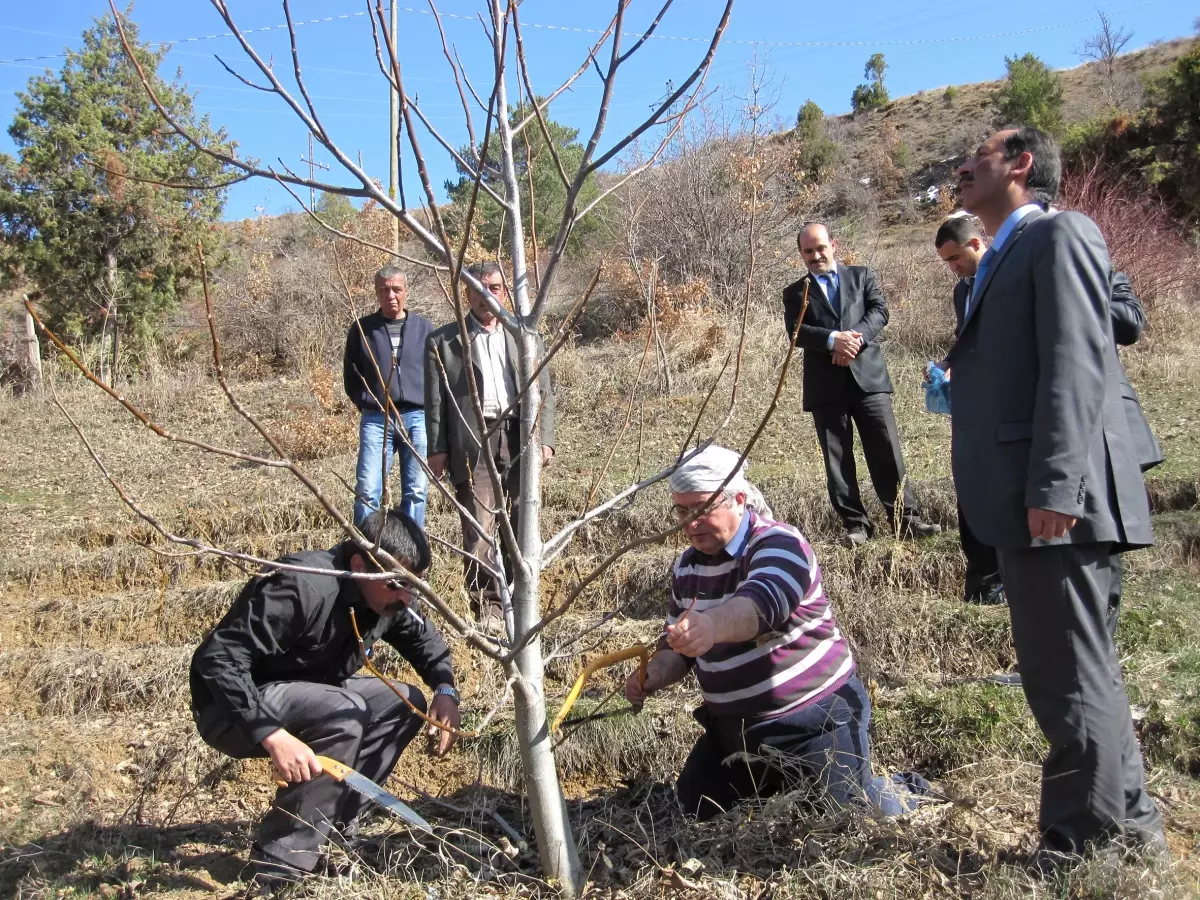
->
[625,658,668,706]
[831,330,862,360]
[833,349,855,366]
[425,693,461,758]
[262,729,323,784]
[542,445,554,468]
[1027,507,1078,541]
[666,611,717,658]
[427,452,448,479]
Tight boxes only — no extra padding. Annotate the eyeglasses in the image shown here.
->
[671,494,731,521]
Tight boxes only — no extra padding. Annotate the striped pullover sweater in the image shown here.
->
[662,510,855,720]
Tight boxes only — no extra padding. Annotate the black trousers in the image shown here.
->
[196,676,426,877]
[454,417,522,615]
[997,543,1163,854]
[957,503,1002,600]
[810,382,918,533]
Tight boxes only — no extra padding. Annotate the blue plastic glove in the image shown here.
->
[924,362,952,415]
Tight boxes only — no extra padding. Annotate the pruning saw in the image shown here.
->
[273,755,432,834]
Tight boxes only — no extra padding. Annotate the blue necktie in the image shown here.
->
[821,272,840,317]
[967,247,995,319]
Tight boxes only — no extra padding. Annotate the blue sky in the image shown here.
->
[1,0,1195,221]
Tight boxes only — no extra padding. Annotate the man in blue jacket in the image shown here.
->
[344,266,435,526]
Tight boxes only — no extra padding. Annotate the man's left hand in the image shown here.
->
[666,611,716,658]
[426,694,461,757]
[1027,507,1078,541]
[542,445,554,467]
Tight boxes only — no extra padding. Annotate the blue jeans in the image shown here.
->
[354,408,427,526]
[676,674,929,820]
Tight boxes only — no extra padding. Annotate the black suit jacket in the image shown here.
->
[952,276,973,333]
[781,265,894,411]
[1110,272,1164,471]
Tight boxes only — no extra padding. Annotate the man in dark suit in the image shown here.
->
[425,261,555,629]
[950,126,1164,865]
[933,216,1005,604]
[782,223,939,545]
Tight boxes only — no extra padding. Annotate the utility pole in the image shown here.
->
[300,132,330,209]
[389,0,401,255]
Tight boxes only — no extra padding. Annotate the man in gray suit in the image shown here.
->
[425,262,555,628]
[950,126,1164,865]
[782,223,940,545]
[934,219,1163,612]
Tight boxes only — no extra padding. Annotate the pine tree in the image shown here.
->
[0,13,235,358]
[996,53,1065,135]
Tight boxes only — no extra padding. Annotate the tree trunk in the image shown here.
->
[22,309,42,394]
[102,249,119,386]
[490,2,580,891]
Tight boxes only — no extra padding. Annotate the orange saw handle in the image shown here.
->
[273,755,353,788]
[550,644,649,733]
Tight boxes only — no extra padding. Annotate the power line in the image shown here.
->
[0,1,1157,68]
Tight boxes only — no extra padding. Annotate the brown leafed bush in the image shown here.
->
[1058,158,1200,305]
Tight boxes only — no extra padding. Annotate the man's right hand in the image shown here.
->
[624,667,653,706]
[831,331,862,359]
[427,452,448,479]
[262,729,323,784]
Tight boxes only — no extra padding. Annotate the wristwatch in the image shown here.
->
[433,684,460,705]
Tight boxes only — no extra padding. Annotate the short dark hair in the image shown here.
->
[466,260,503,281]
[934,216,984,249]
[355,508,431,573]
[1001,126,1061,207]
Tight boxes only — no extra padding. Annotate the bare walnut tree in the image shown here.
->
[1079,11,1134,108]
[21,1,819,894]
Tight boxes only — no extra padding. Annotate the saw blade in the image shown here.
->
[316,755,432,833]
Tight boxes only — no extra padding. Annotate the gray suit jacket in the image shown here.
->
[946,210,1153,551]
[781,265,894,411]
[424,319,555,486]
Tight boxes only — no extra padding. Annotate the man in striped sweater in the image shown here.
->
[625,445,928,820]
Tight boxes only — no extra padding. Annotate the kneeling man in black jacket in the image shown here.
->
[190,509,461,886]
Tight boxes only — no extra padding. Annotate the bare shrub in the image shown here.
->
[610,101,802,316]
[1058,158,1200,306]
[211,204,438,376]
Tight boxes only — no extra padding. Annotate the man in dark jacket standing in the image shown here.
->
[190,509,462,886]
[425,261,555,628]
[782,223,939,545]
[344,266,435,525]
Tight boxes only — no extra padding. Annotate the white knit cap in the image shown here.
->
[669,445,746,494]
[670,445,774,518]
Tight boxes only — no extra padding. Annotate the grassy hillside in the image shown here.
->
[836,36,1198,174]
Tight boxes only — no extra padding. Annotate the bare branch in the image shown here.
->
[616,0,675,64]
[86,156,255,192]
[587,0,734,174]
[271,172,447,272]
[212,54,275,92]
[511,3,570,192]
[25,299,285,469]
[510,17,618,138]
[428,0,478,152]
